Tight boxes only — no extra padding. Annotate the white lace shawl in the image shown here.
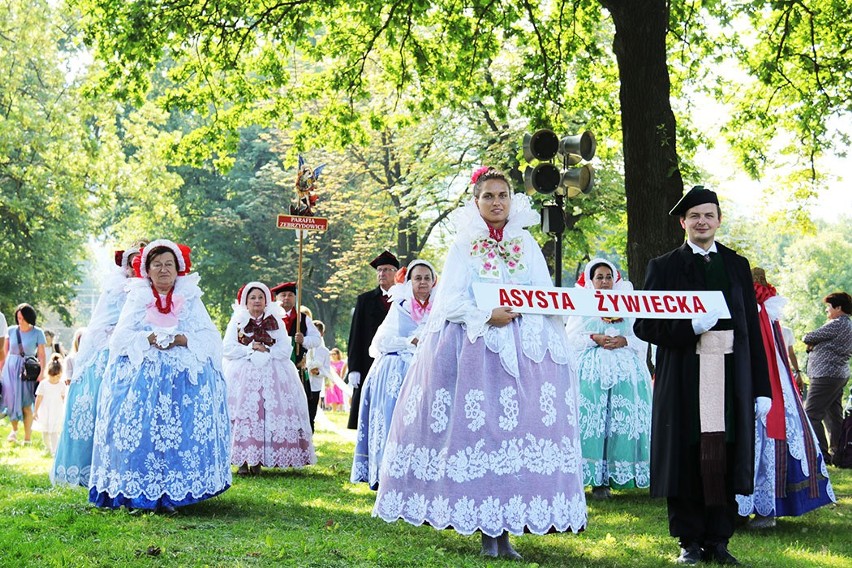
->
[222,301,291,369]
[565,314,647,355]
[423,195,572,378]
[72,268,129,382]
[108,273,223,380]
[565,260,644,354]
[368,291,431,361]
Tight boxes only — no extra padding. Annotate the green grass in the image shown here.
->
[1,414,849,567]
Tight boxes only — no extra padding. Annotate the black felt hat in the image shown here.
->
[369,250,400,269]
[669,185,719,216]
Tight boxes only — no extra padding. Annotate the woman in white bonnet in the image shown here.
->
[372,167,586,559]
[566,258,652,499]
[223,281,315,475]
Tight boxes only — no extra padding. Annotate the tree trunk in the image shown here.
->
[601,0,684,287]
[396,211,422,266]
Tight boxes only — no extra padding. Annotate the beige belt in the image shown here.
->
[696,330,734,433]
[696,329,734,507]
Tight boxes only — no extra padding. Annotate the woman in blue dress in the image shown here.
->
[51,244,144,486]
[566,258,652,499]
[1,304,47,444]
[351,259,436,489]
[89,239,231,514]
[736,268,835,528]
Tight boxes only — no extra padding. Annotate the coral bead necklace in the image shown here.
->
[152,285,175,314]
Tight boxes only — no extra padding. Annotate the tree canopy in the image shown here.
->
[2,0,849,343]
[0,1,97,320]
[69,0,850,283]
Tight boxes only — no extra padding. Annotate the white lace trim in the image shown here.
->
[381,433,583,484]
[374,490,587,537]
[583,459,651,488]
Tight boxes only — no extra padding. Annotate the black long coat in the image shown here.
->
[634,242,770,497]
[346,287,390,429]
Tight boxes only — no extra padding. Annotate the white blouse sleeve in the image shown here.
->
[623,318,648,355]
[222,318,252,361]
[307,343,331,375]
[301,317,322,350]
[268,324,293,362]
[566,316,596,351]
[430,240,491,341]
[108,280,155,368]
[181,294,224,366]
[369,301,416,358]
[764,295,787,323]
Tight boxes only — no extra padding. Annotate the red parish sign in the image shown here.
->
[276,214,328,231]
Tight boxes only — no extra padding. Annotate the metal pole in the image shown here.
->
[295,230,304,360]
[554,194,564,286]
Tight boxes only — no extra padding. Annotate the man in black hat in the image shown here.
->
[634,186,771,565]
[346,250,399,429]
[270,281,322,431]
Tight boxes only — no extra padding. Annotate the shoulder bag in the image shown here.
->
[16,328,41,381]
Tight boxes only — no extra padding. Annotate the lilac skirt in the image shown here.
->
[1,355,35,421]
[373,321,587,536]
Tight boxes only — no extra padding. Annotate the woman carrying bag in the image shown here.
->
[1,304,47,444]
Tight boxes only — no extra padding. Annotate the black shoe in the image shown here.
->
[701,543,740,565]
[480,534,498,558]
[676,544,702,565]
[747,515,776,530]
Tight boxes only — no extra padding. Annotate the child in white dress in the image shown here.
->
[34,354,68,455]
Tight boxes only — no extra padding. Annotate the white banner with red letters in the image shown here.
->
[472,283,731,319]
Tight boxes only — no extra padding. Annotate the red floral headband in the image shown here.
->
[471,166,491,184]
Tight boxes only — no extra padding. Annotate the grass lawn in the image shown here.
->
[1,411,849,567]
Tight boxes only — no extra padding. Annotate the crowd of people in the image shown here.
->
[1,171,851,564]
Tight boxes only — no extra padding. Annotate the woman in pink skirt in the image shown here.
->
[372,167,587,559]
[223,282,316,475]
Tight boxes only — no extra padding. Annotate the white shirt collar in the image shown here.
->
[381,287,392,297]
[687,240,718,256]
